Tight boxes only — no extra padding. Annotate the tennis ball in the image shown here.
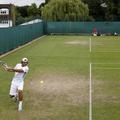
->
[40,81,43,83]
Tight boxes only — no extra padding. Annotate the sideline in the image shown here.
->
[89,38,92,52]
[89,63,92,120]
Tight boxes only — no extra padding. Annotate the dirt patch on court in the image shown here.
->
[26,76,119,107]
[65,40,88,45]
[26,73,89,106]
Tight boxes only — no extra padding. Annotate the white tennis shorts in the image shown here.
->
[9,80,24,96]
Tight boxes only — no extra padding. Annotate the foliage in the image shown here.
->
[105,0,120,21]
[15,7,25,25]
[16,5,29,17]
[27,3,40,16]
[41,0,89,21]
[14,0,120,25]
[15,3,41,25]
[82,0,120,21]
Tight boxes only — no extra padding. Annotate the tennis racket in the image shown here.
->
[0,60,8,68]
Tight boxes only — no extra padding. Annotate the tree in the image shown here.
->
[15,7,24,25]
[15,8,25,25]
[27,3,40,17]
[16,6,29,17]
[82,0,120,21]
[82,0,105,21]
[41,0,89,21]
[105,0,120,21]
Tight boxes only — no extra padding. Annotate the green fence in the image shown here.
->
[0,21,120,55]
[46,22,120,34]
[0,22,44,54]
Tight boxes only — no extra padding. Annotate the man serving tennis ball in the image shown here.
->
[4,58,29,112]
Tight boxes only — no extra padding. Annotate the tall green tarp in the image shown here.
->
[0,22,44,54]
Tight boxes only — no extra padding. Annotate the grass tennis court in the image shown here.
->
[0,35,120,120]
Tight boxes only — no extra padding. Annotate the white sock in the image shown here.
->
[19,101,22,106]
[18,101,23,111]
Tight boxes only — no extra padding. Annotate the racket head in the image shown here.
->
[0,61,8,67]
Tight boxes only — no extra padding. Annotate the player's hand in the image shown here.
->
[3,65,10,71]
[3,66,8,71]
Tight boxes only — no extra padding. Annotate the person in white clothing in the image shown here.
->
[4,58,29,111]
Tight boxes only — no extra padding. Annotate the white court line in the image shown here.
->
[92,63,120,64]
[90,38,120,53]
[92,63,120,69]
[92,51,120,53]
[89,63,120,120]
[93,67,120,70]
[89,38,92,53]
[89,63,92,120]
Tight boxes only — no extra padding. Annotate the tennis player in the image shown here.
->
[4,58,29,111]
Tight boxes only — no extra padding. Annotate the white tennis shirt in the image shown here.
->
[12,63,29,82]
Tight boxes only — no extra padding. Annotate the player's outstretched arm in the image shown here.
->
[5,66,24,73]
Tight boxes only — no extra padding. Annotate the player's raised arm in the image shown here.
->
[5,66,24,73]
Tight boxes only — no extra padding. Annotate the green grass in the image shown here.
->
[0,35,120,120]
[91,36,120,120]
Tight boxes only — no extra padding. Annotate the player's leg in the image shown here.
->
[18,90,23,111]
[18,82,24,111]
[9,81,18,101]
